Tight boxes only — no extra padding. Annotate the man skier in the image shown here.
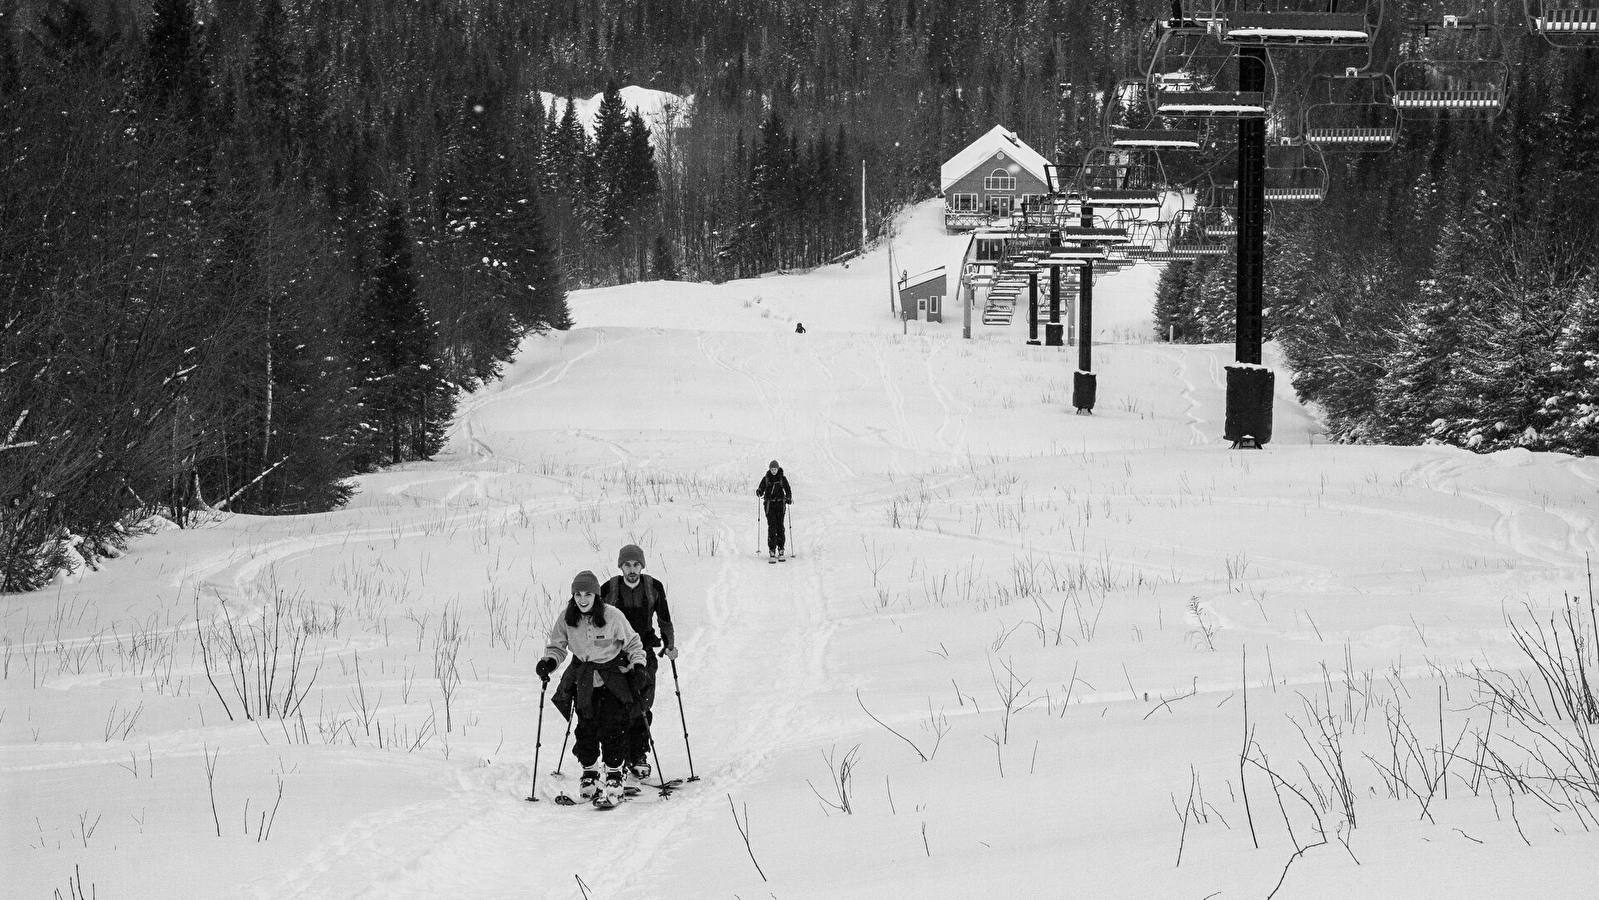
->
[755,460,792,562]
[536,570,650,807]
[601,543,676,781]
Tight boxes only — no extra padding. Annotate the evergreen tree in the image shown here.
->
[1532,284,1599,456]
[749,110,793,272]
[651,234,680,281]
[623,108,660,224]
[586,79,632,252]
[0,0,19,97]
[145,0,206,121]
[245,0,296,152]
[354,204,453,466]
[1368,210,1495,446]
[1152,262,1196,342]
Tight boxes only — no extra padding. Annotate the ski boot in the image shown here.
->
[578,769,601,802]
[777,547,786,562]
[768,549,777,564]
[627,759,652,782]
[595,767,626,808]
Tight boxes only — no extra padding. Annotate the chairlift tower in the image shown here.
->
[1211,0,1382,448]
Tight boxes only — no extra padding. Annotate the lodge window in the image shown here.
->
[1020,194,1047,212]
[949,192,979,211]
[984,169,1017,191]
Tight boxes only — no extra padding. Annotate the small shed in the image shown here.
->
[898,267,946,323]
[940,126,1053,232]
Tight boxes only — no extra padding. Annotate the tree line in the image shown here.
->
[2,0,1099,589]
[11,0,1588,589]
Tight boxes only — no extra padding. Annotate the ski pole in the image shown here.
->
[668,657,699,782]
[650,735,668,791]
[788,503,795,559]
[552,710,573,775]
[757,498,763,555]
[526,680,548,802]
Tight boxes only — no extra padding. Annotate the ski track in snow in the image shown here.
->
[924,336,971,468]
[872,341,916,477]
[17,202,1599,900]
[802,336,859,480]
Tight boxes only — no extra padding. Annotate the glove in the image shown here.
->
[784,499,791,505]
[661,645,679,660]
[535,658,556,684]
[628,666,654,695]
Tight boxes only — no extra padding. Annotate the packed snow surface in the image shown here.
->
[4,200,1597,900]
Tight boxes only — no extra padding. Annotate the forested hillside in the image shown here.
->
[3,0,1595,590]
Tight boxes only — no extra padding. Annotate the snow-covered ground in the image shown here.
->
[5,199,1597,900]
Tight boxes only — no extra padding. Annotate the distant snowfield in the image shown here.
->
[537,86,692,136]
[5,200,1598,900]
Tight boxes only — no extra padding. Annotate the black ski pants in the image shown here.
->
[765,501,787,551]
[572,687,631,770]
[625,650,659,766]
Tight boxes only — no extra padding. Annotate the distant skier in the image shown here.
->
[755,460,793,562]
[536,570,650,807]
[601,544,676,782]
[795,322,806,334]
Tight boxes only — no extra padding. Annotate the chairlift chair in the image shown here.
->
[1303,69,1402,149]
[1216,0,1383,48]
[1169,208,1232,256]
[1118,220,1162,258]
[1149,29,1270,118]
[1524,0,1599,46]
[1076,146,1168,208]
[1263,143,1329,202]
[1104,78,1209,150]
[1391,13,1509,118]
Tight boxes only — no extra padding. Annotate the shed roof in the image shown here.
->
[940,125,1052,194]
[900,266,946,291]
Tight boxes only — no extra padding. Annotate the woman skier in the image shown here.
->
[536,570,650,807]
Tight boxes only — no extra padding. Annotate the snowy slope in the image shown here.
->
[4,200,1598,900]
[537,86,691,137]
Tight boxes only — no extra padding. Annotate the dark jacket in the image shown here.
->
[552,652,652,721]
[602,574,674,651]
[756,468,792,506]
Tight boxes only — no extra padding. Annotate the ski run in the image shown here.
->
[4,199,1597,899]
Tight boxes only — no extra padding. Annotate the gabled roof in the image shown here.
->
[940,125,1051,194]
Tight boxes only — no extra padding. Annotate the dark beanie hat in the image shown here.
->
[571,570,601,596]
[618,543,646,567]
[769,459,780,468]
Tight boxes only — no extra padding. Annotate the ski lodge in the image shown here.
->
[940,125,1053,232]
